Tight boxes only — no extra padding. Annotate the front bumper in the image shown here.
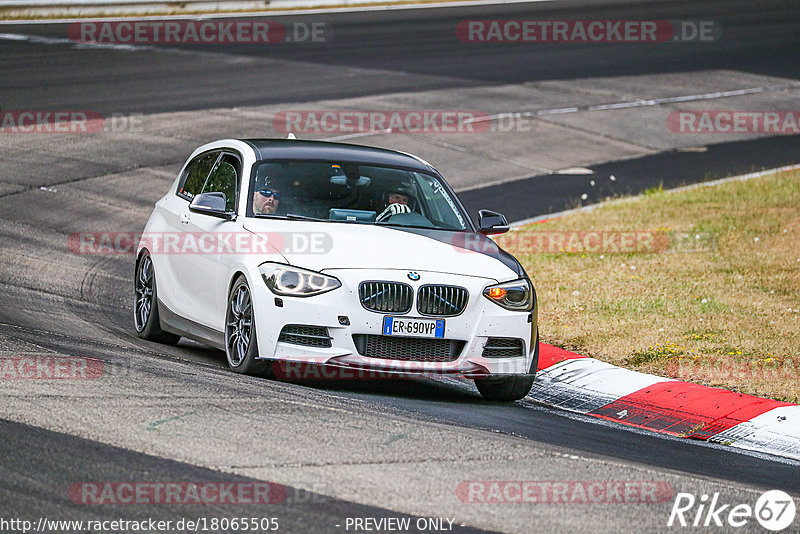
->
[248,267,537,377]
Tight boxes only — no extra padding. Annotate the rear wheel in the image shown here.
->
[134,251,181,344]
[225,276,272,377]
[475,330,539,402]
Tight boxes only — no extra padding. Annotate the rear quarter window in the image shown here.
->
[177,151,220,200]
[201,154,241,212]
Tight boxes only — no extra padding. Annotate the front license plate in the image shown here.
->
[383,316,445,339]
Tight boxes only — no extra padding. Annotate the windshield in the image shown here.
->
[249,161,469,231]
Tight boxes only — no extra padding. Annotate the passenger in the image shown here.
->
[377,185,416,221]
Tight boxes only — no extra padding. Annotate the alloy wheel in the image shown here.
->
[134,255,154,332]
[226,284,253,366]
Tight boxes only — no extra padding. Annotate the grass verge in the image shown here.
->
[500,168,800,403]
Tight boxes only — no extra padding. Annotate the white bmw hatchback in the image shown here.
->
[135,139,539,401]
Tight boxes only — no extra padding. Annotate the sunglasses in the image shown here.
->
[258,189,280,199]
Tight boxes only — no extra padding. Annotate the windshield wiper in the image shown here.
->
[377,222,451,231]
[252,213,328,222]
[286,213,329,222]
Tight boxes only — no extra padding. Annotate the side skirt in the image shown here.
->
[157,299,225,350]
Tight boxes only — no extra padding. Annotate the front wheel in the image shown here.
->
[225,276,272,377]
[134,251,181,345]
[474,330,539,402]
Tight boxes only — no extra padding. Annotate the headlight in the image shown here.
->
[259,263,341,297]
[483,278,534,311]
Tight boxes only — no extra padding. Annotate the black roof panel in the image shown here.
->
[242,139,432,172]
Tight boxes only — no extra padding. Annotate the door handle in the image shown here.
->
[179,213,190,224]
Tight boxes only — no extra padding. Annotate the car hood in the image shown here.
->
[242,219,523,281]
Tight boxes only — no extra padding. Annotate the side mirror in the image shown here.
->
[189,192,235,220]
[477,209,509,235]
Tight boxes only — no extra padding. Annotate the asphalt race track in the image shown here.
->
[1,0,799,532]
[2,0,800,113]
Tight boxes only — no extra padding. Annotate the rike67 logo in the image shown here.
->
[668,490,796,531]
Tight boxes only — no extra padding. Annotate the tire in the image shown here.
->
[134,251,181,344]
[225,276,272,377]
[475,330,539,402]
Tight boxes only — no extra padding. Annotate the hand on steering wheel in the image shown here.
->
[376,203,411,222]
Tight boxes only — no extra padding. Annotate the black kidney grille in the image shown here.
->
[417,285,468,316]
[352,334,464,362]
[359,281,413,313]
[482,337,525,358]
[278,325,332,347]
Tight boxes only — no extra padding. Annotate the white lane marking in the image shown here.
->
[0,31,158,51]
[556,167,594,175]
[324,82,798,146]
[536,107,579,115]
[463,82,800,125]
[324,129,392,142]
[0,31,261,60]
[589,100,649,111]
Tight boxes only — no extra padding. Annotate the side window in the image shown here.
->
[201,154,241,212]
[177,151,219,200]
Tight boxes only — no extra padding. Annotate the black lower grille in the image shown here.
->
[352,334,464,362]
[482,337,524,358]
[278,325,332,347]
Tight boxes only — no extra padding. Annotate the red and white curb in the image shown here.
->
[530,344,800,461]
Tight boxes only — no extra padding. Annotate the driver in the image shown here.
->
[253,164,288,215]
[253,182,281,215]
[377,183,416,221]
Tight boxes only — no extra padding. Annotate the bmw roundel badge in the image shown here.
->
[407,272,420,281]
